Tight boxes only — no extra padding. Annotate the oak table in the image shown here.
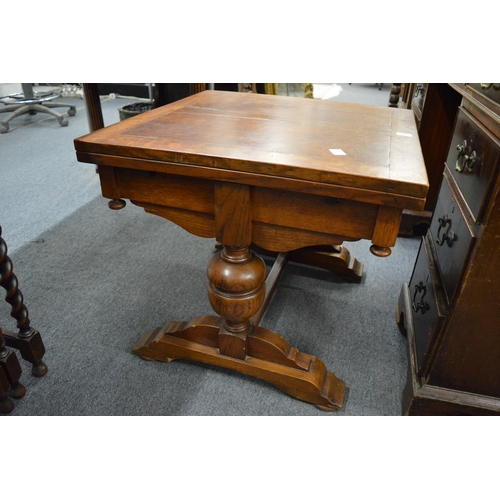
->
[74,90,427,411]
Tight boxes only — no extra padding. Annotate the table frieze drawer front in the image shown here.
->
[446,107,500,222]
[429,175,475,304]
[408,235,447,374]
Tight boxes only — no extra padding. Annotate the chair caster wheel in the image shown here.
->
[68,108,76,116]
[60,118,69,127]
[0,125,8,133]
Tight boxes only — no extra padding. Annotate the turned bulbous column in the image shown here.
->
[207,246,266,358]
[207,247,266,330]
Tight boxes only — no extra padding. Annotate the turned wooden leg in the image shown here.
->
[207,245,266,359]
[370,206,403,257]
[0,226,48,377]
[389,84,401,108]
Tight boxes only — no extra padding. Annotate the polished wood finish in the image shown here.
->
[0,226,48,378]
[75,90,428,411]
[398,84,500,415]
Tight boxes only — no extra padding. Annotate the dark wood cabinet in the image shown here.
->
[398,84,462,236]
[398,83,500,415]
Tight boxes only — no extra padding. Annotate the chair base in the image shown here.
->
[0,93,76,133]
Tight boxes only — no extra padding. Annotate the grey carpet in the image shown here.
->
[0,92,138,253]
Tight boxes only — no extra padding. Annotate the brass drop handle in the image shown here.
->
[436,215,456,247]
[456,139,477,173]
[412,281,429,314]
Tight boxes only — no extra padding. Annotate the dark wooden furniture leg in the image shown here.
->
[82,83,104,132]
[0,326,26,414]
[0,227,47,377]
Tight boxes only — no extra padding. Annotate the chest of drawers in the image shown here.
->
[397,83,500,415]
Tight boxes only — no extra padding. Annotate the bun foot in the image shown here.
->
[9,380,26,399]
[32,359,48,377]
[108,199,126,210]
[370,244,392,257]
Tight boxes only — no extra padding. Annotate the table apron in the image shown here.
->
[75,152,427,212]
[101,165,402,252]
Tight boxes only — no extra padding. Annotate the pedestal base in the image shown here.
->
[133,316,346,411]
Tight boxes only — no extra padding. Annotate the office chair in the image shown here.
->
[0,84,76,133]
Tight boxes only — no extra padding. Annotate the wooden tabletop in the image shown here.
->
[75,90,428,207]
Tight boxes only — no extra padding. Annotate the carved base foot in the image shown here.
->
[216,243,364,282]
[3,328,48,377]
[133,316,346,411]
[32,359,48,378]
[249,244,364,282]
[9,380,26,399]
[288,245,363,282]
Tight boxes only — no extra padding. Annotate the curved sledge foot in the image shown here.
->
[132,316,346,411]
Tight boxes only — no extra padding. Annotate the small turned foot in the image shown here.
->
[9,380,26,399]
[370,245,392,257]
[108,199,126,210]
[32,359,48,377]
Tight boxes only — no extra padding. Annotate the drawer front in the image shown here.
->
[409,236,447,374]
[430,176,474,303]
[446,107,500,222]
[468,83,500,107]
